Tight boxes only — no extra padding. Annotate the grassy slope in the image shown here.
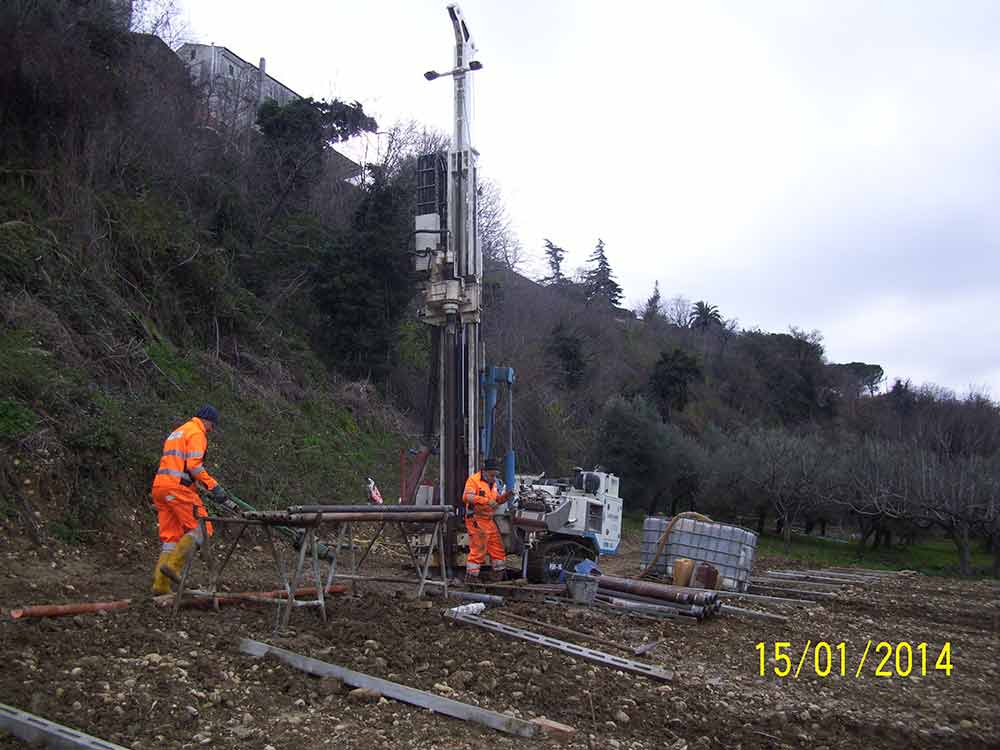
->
[755,533,993,577]
[0,198,408,545]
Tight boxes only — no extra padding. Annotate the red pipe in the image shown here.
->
[11,584,348,620]
[10,599,132,620]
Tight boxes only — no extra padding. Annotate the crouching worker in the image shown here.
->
[462,457,512,583]
[150,405,226,594]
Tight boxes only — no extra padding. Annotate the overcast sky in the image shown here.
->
[176,0,999,398]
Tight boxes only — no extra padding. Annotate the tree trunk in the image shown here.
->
[757,507,767,536]
[782,515,792,553]
[993,530,1000,579]
[951,524,972,577]
[646,490,662,517]
[858,520,875,551]
[820,519,827,537]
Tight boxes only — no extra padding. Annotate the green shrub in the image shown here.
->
[0,398,38,438]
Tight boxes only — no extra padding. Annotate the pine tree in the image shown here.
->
[584,238,623,307]
[541,238,566,285]
[642,281,663,323]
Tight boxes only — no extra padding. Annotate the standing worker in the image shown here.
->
[462,458,511,582]
[150,405,226,594]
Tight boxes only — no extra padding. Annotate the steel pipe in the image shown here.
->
[720,604,789,623]
[288,504,454,515]
[596,588,706,618]
[597,574,718,606]
[244,511,450,524]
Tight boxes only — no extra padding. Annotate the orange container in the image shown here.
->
[672,558,694,587]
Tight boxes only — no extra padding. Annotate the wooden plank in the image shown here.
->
[239,639,542,738]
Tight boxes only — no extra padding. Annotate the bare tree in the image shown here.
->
[741,428,830,550]
[663,295,691,328]
[131,0,188,48]
[478,178,523,272]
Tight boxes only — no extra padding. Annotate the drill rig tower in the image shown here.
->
[414,5,484,550]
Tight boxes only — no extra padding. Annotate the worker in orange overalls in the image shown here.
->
[462,458,512,583]
[150,405,226,594]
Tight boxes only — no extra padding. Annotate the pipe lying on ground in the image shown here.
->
[596,574,718,606]
[720,604,789,623]
[11,583,351,619]
[10,599,132,620]
[769,570,873,586]
[590,599,698,625]
[748,584,836,600]
[666,584,821,607]
[596,595,693,618]
[597,588,706,618]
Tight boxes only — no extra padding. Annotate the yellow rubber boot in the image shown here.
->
[151,551,172,595]
[164,534,196,581]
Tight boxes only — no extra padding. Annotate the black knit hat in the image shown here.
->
[195,404,220,425]
[483,458,501,471]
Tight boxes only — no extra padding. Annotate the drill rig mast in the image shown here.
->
[413,6,620,581]
[415,5,486,565]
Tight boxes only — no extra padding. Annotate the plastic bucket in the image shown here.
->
[566,573,599,605]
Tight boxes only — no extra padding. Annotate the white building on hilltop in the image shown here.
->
[176,43,300,133]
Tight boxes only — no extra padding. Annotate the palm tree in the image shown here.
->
[688,301,723,363]
[688,301,722,331]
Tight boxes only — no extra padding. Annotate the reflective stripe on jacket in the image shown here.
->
[462,471,500,520]
[151,417,218,491]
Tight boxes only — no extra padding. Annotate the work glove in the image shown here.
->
[208,485,227,501]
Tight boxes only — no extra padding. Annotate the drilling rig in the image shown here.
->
[410,5,622,583]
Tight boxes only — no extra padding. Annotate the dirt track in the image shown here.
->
[1,532,997,749]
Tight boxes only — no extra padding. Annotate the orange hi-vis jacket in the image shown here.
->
[152,417,219,492]
[462,472,502,520]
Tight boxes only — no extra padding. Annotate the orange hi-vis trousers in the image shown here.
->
[151,485,213,551]
[465,516,506,576]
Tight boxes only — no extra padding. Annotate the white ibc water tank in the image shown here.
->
[641,516,758,592]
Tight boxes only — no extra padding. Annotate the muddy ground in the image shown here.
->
[1,529,997,750]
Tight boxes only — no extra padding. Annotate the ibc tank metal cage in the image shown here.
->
[640,516,758,592]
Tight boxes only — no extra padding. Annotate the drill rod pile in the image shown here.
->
[597,574,720,605]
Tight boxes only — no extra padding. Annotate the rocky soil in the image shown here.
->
[1,531,997,749]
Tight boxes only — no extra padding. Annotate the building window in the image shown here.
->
[228,63,234,76]
[189,49,195,60]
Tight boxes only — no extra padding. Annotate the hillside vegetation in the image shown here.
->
[0,2,407,543]
[1,2,997,577]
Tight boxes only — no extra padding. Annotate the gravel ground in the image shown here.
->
[1,531,997,749]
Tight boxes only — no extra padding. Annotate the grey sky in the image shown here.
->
[176,0,1000,398]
